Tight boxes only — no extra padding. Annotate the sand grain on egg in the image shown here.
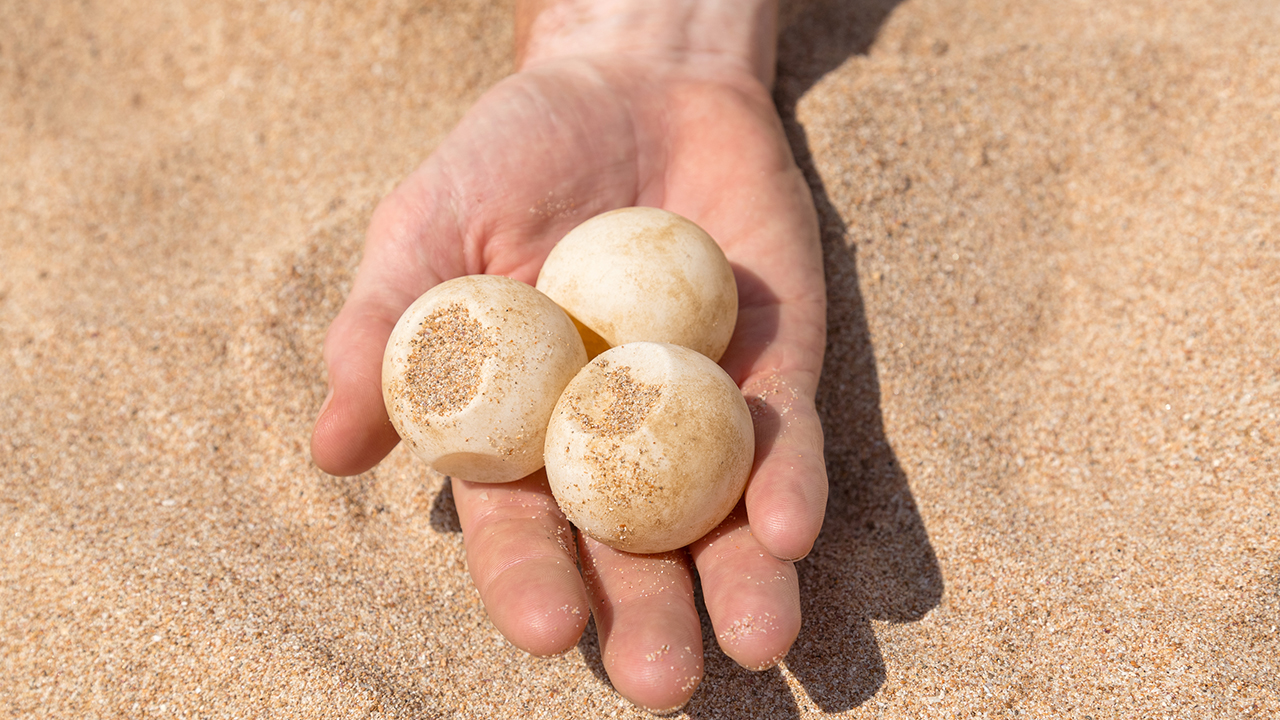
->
[569,361,665,513]
[399,303,494,420]
[568,361,662,438]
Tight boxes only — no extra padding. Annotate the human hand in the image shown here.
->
[310,1,827,712]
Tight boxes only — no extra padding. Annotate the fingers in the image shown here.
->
[579,536,704,715]
[453,472,590,657]
[741,372,828,562]
[691,504,801,671]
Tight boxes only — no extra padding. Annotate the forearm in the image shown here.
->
[516,0,779,87]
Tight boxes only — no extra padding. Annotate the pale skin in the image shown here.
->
[310,0,828,712]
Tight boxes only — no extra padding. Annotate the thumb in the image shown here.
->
[310,183,462,476]
[310,300,402,476]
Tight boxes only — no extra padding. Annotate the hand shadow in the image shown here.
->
[775,0,944,712]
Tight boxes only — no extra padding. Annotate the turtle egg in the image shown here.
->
[544,342,754,554]
[535,207,738,361]
[381,275,587,483]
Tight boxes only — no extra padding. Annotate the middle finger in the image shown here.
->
[453,471,589,657]
[579,535,704,714]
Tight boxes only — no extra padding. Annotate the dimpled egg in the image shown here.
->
[535,207,738,361]
[382,275,587,483]
[544,342,754,554]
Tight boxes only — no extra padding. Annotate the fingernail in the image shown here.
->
[318,385,334,417]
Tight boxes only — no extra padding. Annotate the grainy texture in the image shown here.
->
[402,303,493,417]
[569,361,662,439]
[2,0,1277,718]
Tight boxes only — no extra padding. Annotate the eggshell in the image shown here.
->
[382,275,588,483]
[535,207,738,361]
[544,342,754,553]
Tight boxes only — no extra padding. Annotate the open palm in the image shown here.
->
[311,55,827,712]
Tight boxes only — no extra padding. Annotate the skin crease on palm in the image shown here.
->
[309,2,828,712]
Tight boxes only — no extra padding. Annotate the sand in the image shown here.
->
[2,0,1277,717]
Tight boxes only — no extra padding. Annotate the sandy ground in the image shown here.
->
[2,0,1278,717]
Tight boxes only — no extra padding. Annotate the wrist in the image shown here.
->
[516,0,779,87]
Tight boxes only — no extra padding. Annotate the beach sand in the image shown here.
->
[2,0,1277,717]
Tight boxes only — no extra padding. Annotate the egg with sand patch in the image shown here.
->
[544,342,754,553]
[382,275,587,483]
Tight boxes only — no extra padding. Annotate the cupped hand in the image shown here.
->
[311,54,827,713]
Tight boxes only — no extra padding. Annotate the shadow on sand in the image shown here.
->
[772,0,944,713]
[685,1,949,715]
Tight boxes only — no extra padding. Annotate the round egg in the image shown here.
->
[544,342,754,554]
[535,207,738,361]
[382,275,587,483]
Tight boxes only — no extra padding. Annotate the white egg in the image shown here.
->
[535,207,738,361]
[544,342,754,554]
[382,275,587,483]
